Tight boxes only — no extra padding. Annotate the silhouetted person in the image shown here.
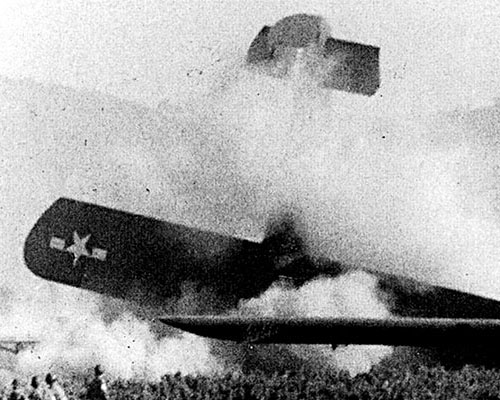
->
[27,377,43,400]
[9,379,25,400]
[44,374,67,400]
[86,365,108,400]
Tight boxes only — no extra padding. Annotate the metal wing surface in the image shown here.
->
[160,315,500,347]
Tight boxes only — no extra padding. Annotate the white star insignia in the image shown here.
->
[50,231,107,265]
[66,231,91,266]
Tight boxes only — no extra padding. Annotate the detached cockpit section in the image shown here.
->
[246,14,380,96]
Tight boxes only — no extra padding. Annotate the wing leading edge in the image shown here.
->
[160,316,500,347]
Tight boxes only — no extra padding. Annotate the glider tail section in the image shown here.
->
[246,14,380,96]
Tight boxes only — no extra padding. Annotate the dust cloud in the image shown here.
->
[0,283,220,381]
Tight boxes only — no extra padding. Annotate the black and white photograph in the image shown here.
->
[1,1,500,398]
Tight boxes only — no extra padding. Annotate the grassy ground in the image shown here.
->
[3,352,500,400]
[13,361,499,400]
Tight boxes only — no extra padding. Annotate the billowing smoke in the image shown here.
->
[0,283,221,381]
[16,313,218,380]
[236,272,392,376]
[168,59,500,301]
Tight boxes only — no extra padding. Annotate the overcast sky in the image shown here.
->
[1,0,499,111]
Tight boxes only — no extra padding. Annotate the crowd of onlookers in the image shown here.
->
[4,362,500,400]
[2,365,108,400]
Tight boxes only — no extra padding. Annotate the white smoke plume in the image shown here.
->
[0,283,220,382]
[184,65,500,300]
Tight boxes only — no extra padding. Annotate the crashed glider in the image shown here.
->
[21,15,500,352]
